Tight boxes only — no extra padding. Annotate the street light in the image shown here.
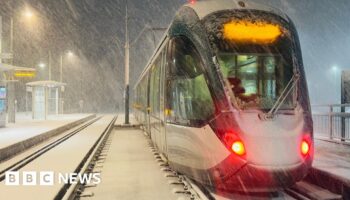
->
[0,8,37,123]
[23,10,34,19]
[332,65,339,82]
[332,65,338,72]
[67,51,74,58]
[38,63,45,69]
[8,7,38,65]
[20,7,37,30]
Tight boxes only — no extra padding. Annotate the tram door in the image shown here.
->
[159,47,168,155]
[146,75,151,134]
[0,85,7,127]
[149,48,168,155]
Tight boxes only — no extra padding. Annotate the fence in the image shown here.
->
[312,104,350,141]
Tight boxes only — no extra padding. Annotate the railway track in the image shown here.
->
[59,115,117,200]
[34,123,341,200]
[0,116,102,182]
[144,134,343,200]
[0,115,117,200]
[188,170,342,200]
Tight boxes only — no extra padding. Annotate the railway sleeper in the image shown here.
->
[290,181,342,200]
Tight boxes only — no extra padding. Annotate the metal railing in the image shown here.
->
[312,104,350,141]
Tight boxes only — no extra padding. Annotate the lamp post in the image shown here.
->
[0,16,2,64]
[0,9,36,123]
[48,50,52,80]
[124,1,130,124]
[122,0,166,124]
[60,50,73,83]
[59,50,73,114]
[8,8,36,65]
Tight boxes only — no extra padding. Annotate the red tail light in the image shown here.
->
[301,140,310,156]
[231,140,246,156]
[224,133,246,156]
[210,113,246,157]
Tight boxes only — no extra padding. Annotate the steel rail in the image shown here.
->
[58,115,118,200]
[0,116,101,182]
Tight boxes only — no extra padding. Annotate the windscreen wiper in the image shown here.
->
[262,72,300,120]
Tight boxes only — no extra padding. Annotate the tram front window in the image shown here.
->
[218,53,294,110]
[203,11,297,111]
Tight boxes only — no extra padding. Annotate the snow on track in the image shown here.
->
[0,115,115,200]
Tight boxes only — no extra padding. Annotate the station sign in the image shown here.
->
[14,70,36,78]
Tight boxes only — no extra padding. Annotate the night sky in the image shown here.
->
[0,0,349,112]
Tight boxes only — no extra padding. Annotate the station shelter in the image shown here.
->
[0,63,36,125]
[26,81,66,120]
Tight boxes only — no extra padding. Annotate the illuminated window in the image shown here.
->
[218,54,293,110]
[167,37,214,126]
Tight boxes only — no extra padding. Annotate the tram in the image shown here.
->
[134,0,313,191]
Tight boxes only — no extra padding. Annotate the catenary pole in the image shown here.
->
[124,0,130,124]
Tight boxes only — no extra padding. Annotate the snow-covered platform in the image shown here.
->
[0,113,94,162]
[87,129,179,200]
[113,113,140,127]
[309,139,350,196]
[85,117,183,200]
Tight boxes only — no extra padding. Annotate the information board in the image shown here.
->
[0,87,6,99]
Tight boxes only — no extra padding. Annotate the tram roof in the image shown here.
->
[185,0,288,20]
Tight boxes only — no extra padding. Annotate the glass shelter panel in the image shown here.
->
[33,87,46,120]
[48,88,59,115]
[0,86,6,112]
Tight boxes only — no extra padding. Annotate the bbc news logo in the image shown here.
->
[5,171,101,186]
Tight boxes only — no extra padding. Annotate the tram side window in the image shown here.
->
[167,37,214,126]
[150,56,162,118]
[140,76,148,112]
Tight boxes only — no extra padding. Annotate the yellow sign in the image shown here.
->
[223,20,283,44]
[14,71,36,78]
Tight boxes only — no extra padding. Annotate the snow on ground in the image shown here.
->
[114,113,138,125]
[0,113,90,149]
[0,116,114,200]
[86,129,182,200]
[313,139,350,181]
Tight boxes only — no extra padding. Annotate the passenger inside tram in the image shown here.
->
[218,54,293,110]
